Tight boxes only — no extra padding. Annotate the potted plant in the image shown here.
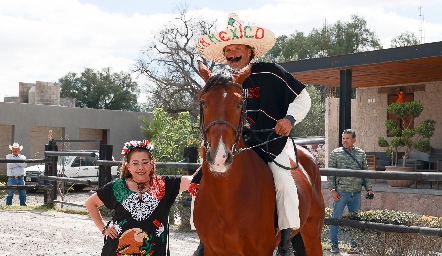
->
[378,101,436,187]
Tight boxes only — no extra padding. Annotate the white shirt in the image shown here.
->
[6,153,27,176]
[287,88,311,124]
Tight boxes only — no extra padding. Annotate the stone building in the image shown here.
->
[280,41,442,166]
[0,81,150,174]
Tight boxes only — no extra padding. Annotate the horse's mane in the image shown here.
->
[200,70,234,96]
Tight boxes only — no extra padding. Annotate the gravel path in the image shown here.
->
[1,190,346,255]
[1,190,200,255]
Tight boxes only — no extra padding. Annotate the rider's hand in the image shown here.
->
[188,183,199,197]
[275,118,292,136]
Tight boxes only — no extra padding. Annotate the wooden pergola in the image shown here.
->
[280,41,442,143]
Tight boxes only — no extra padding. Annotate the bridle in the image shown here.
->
[199,82,247,154]
[199,81,299,170]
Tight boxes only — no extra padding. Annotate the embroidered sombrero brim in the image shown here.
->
[195,13,276,64]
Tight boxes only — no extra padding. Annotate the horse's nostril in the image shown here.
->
[225,153,233,164]
[206,151,213,164]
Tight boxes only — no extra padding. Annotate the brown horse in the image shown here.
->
[193,61,325,256]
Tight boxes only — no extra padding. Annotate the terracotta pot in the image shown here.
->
[385,166,415,187]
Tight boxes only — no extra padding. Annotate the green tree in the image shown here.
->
[263,15,382,137]
[323,15,382,56]
[264,32,320,62]
[139,108,200,172]
[264,15,382,62]
[292,85,325,137]
[59,67,140,111]
[390,31,420,48]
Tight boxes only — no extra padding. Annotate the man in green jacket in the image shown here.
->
[328,129,374,253]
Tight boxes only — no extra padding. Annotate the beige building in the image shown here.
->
[281,41,442,165]
[325,82,442,164]
[0,81,150,174]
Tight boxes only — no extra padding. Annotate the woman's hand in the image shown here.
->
[102,225,118,239]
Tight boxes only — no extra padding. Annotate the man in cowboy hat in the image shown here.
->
[192,13,311,256]
[6,142,28,206]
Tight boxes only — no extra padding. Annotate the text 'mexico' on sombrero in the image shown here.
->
[195,13,276,64]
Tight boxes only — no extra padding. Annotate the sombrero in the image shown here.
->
[195,13,276,64]
[9,142,23,151]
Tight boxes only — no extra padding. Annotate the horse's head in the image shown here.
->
[198,61,251,173]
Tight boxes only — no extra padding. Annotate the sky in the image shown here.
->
[1,0,442,102]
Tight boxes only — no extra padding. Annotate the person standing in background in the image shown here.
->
[6,142,28,206]
[328,129,374,253]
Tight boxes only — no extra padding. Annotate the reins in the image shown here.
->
[233,129,300,171]
[199,77,299,171]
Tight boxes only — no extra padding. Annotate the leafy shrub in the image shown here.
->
[345,209,416,226]
[378,101,436,166]
[0,174,7,196]
[139,108,200,175]
[140,108,200,229]
[328,209,442,254]
[0,174,7,183]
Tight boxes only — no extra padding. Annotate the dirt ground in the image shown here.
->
[0,210,201,255]
[0,191,348,256]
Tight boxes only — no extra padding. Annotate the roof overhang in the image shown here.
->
[280,41,442,88]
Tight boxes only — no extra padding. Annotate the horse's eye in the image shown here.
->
[201,101,207,108]
[237,101,243,109]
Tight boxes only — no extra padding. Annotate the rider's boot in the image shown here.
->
[192,240,204,256]
[277,228,295,256]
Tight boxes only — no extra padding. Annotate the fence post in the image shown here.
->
[99,144,113,188]
[43,140,58,204]
[183,146,198,175]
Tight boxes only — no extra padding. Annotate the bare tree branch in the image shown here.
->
[134,8,222,118]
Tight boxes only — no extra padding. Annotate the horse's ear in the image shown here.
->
[198,60,212,83]
[232,64,252,84]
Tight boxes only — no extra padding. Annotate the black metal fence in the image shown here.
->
[2,141,442,240]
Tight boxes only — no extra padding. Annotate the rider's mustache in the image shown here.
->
[226,56,242,62]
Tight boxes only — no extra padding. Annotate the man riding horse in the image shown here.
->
[191,13,312,255]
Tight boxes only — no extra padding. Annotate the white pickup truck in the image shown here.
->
[24,152,119,191]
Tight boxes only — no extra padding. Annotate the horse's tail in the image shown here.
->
[291,233,307,256]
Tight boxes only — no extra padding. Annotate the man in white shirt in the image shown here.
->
[6,142,27,206]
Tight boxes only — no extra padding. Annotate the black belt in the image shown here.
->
[8,176,24,179]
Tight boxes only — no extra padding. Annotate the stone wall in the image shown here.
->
[29,126,63,160]
[78,128,105,151]
[325,81,442,166]
[322,181,442,217]
[355,81,442,152]
[19,82,34,103]
[0,125,12,174]
[16,81,65,106]
[35,81,60,105]
[0,102,151,174]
